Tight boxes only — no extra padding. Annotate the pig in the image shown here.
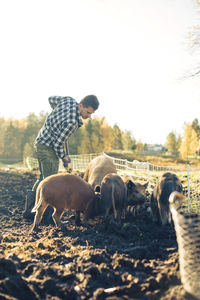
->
[169,191,187,211]
[150,172,183,225]
[124,179,148,216]
[31,173,100,231]
[100,173,127,223]
[83,155,117,188]
[123,176,149,199]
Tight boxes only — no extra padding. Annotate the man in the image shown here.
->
[23,95,99,220]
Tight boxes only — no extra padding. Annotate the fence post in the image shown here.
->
[26,157,31,170]
[187,161,190,213]
[125,159,128,173]
[146,161,150,183]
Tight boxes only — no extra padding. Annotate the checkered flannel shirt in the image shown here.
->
[35,96,83,159]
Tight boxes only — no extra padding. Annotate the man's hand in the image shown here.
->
[62,156,71,169]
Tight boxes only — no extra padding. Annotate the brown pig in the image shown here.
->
[83,155,117,189]
[125,179,148,206]
[150,172,183,225]
[100,173,127,223]
[31,173,100,231]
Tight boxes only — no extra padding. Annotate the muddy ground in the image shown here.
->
[0,169,198,300]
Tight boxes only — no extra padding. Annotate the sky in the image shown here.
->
[1,0,200,144]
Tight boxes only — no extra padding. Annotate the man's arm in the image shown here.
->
[48,96,62,109]
[53,122,78,159]
[64,140,69,157]
[62,140,71,166]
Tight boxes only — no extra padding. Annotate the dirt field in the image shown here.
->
[0,169,197,300]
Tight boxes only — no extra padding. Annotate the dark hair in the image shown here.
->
[80,95,99,110]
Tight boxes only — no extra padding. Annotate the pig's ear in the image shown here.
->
[126,180,136,190]
[143,182,149,189]
[94,185,101,193]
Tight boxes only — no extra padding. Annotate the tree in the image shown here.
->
[165,132,181,154]
[192,118,200,140]
[69,117,105,154]
[136,140,144,153]
[99,117,114,151]
[77,129,92,154]
[0,117,7,156]
[23,143,34,160]
[122,130,136,151]
[77,118,104,154]
[68,129,83,154]
[0,113,138,160]
[90,118,104,153]
[186,1,200,77]
[22,112,47,155]
[3,121,24,160]
[179,123,199,159]
[112,124,123,150]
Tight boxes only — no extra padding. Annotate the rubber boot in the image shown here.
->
[23,190,36,220]
[23,190,54,225]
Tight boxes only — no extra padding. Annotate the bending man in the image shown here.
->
[23,95,99,221]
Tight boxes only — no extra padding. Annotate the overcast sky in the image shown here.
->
[1,0,200,144]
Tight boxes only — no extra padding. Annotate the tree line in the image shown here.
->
[165,119,200,159]
[0,113,199,163]
[0,112,136,163]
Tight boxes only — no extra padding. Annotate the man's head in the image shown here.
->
[79,95,99,119]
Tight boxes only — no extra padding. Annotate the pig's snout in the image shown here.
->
[127,191,146,206]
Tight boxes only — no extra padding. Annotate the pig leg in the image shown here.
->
[104,208,115,225]
[150,195,160,224]
[75,211,81,225]
[31,200,48,231]
[83,215,89,226]
[158,203,169,226]
[116,210,121,224]
[52,209,64,227]
[104,207,110,220]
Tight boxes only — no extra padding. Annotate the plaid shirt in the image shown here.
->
[35,96,83,159]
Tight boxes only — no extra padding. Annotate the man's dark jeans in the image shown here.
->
[24,143,59,223]
[32,143,59,191]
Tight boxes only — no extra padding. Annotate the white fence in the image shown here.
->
[26,152,188,179]
[67,153,101,172]
[65,152,186,180]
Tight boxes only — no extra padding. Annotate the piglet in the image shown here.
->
[31,173,99,231]
[100,173,127,223]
